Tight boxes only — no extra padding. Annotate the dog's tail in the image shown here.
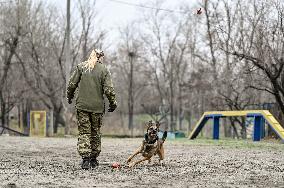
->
[162,131,167,142]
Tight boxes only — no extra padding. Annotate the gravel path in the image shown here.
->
[0,136,283,188]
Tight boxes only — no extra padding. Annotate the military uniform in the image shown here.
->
[67,61,117,161]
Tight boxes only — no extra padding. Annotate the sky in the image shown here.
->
[52,0,200,24]
[49,0,200,49]
[51,0,200,28]
[95,0,196,29]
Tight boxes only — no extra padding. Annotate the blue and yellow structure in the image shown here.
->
[189,110,284,142]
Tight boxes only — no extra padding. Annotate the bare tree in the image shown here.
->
[140,3,195,131]
[15,2,69,133]
[77,0,105,60]
[0,1,29,129]
[232,1,284,115]
[113,23,147,136]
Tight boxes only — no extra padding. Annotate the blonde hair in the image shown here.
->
[83,49,104,71]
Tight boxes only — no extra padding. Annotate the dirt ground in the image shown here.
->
[0,136,283,188]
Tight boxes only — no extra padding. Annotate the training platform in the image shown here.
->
[188,110,284,142]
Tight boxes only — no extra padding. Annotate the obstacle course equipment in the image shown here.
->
[189,110,284,142]
[29,111,47,137]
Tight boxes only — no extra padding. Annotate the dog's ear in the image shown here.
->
[156,121,160,129]
[146,120,153,130]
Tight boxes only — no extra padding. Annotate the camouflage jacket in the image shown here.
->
[67,62,117,113]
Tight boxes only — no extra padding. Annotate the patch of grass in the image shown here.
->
[168,138,284,150]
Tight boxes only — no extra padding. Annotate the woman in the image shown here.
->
[67,49,117,169]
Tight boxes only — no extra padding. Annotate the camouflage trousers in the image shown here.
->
[76,109,103,158]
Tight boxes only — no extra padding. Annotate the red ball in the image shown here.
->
[111,162,120,169]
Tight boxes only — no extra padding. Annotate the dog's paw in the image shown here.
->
[128,163,135,168]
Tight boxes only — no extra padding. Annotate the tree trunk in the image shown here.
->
[230,118,239,139]
[128,53,134,136]
[1,100,6,128]
[64,0,71,135]
[224,118,232,137]
[179,109,184,131]
[178,83,183,130]
[22,99,30,135]
[17,104,21,129]
[240,117,247,139]
[49,109,54,137]
[54,111,60,134]
[185,110,192,134]
[170,79,174,131]
[6,110,9,129]
[54,105,65,134]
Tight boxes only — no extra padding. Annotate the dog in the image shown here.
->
[127,120,167,167]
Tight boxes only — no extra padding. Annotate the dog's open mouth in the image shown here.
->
[149,131,157,137]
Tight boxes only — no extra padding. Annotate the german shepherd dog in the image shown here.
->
[127,121,167,167]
